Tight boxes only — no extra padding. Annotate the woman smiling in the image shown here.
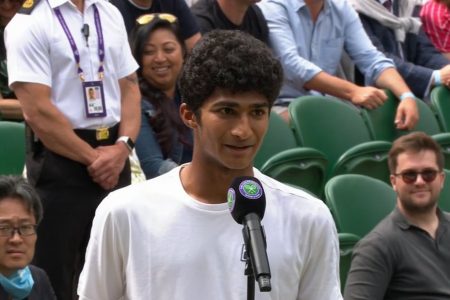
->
[131,13,193,179]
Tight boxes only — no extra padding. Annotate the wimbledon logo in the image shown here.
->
[239,180,262,200]
[227,188,236,211]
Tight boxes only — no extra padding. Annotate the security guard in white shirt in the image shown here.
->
[5,0,141,298]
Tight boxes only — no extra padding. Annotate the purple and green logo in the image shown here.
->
[227,188,236,211]
[239,180,262,199]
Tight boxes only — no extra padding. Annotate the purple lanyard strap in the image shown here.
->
[54,4,105,81]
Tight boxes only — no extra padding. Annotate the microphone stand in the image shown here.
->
[242,217,271,300]
[243,225,256,300]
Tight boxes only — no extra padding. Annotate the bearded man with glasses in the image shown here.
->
[344,131,450,300]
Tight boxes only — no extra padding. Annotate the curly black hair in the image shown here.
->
[179,30,283,114]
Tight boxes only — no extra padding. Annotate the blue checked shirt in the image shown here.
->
[258,0,395,104]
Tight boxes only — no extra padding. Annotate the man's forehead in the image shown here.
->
[206,89,269,106]
[396,150,439,168]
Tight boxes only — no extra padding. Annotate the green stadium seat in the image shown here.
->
[325,174,396,238]
[430,86,450,132]
[338,233,360,293]
[439,169,450,212]
[0,121,26,175]
[288,95,391,181]
[363,90,450,169]
[255,113,328,196]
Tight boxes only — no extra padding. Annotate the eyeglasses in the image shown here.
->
[0,224,37,237]
[394,169,440,184]
[136,13,178,26]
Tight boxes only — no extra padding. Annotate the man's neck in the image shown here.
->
[399,205,440,239]
[72,0,84,12]
[217,0,249,26]
[180,159,254,205]
[304,0,324,23]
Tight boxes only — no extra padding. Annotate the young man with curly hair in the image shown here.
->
[77,30,342,300]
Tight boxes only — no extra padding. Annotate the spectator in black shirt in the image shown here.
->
[191,0,268,44]
[111,0,201,51]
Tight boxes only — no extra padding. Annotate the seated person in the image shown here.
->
[77,30,342,300]
[349,0,450,99]
[0,0,23,120]
[420,0,450,60]
[344,132,450,299]
[0,175,56,299]
[110,0,201,51]
[131,14,192,179]
[258,0,418,129]
[191,0,269,44]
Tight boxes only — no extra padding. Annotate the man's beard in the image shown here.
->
[399,193,439,214]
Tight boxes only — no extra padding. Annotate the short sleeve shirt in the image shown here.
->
[6,0,138,129]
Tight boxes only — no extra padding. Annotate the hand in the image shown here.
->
[395,98,418,130]
[349,87,387,110]
[87,144,130,190]
[438,65,450,87]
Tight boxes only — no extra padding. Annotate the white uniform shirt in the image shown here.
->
[78,166,343,300]
[5,0,138,129]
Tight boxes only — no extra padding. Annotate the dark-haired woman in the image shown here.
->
[131,14,192,179]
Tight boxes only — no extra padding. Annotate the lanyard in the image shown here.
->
[54,4,105,81]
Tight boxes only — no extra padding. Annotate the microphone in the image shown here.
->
[81,24,89,45]
[228,176,271,292]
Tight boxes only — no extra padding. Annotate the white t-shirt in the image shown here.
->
[78,167,343,300]
[5,0,138,129]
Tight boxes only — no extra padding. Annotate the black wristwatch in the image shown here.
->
[116,136,135,152]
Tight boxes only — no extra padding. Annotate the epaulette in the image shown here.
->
[18,0,41,15]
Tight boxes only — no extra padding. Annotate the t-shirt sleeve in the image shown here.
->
[6,14,52,87]
[297,205,343,300]
[77,194,128,300]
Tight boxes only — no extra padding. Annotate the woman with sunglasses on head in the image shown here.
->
[0,176,56,300]
[130,14,193,179]
[0,0,23,120]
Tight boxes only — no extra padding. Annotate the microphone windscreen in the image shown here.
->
[227,176,266,224]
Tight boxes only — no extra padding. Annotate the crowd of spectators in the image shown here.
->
[1,0,450,299]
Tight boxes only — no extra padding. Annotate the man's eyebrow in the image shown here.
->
[210,101,269,108]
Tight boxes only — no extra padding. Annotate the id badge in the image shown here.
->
[82,81,107,118]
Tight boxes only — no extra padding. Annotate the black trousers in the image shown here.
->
[27,125,131,300]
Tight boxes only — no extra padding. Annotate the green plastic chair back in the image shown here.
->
[363,90,442,141]
[289,96,387,179]
[254,112,297,169]
[432,134,450,170]
[260,147,327,197]
[338,233,360,293]
[332,141,392,184]
[325,174,397,238]
[430,86,450,132]
[0,121,26,175]
[439,169,450,212]
[413,97,442,135]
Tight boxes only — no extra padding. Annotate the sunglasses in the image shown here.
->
[394,169,440,184]
[136,13,178,26]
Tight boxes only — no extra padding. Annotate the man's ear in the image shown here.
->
[390,174,397,192]
[180,103,198,129]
